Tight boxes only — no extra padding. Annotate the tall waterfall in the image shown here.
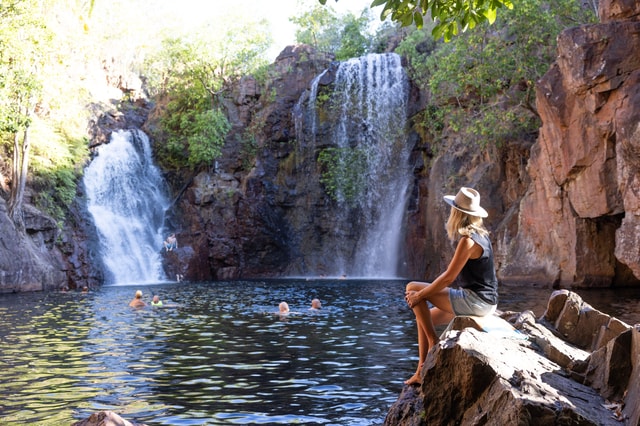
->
[83,129,170,285]
[295,53,411,278]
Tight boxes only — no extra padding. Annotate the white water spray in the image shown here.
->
[300,53,411,278]
[83,129,170,284]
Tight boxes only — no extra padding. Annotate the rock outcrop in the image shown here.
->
[385,291,639,425]
[0,196,66,293]
[500,0,640,287]
[72,410,147,426]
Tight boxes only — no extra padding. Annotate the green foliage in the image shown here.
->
[0,1,48,134]
[335,12,373,60]
[1,0,91,224]
[143,20,271,170]
[394,25,437,88]
[185,108,231,169]
[144,21,271,98]
[317,147,368,204]
[240,132,258,171]
[32,166,79,226]
[291,4,340,53]
[30,120,89,224]
[291,4,374,59]
[397,0,596,147]
[367,0,514,41]
[156,83,231,170]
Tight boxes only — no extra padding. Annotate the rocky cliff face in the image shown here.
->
[0,196,67,292]
[3,1,640,291]
[159,0,640,287]
[161,48,421,281]
[500,0,640,287]
[159,46,336,281]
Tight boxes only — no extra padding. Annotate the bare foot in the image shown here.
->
[404,373,421,386]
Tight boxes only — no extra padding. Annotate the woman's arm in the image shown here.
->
[410,236,477,305]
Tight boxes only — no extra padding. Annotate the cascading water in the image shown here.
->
[295,53,411,278]
[83,129,170,284]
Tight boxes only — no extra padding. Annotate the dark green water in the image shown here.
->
[0,279,638,425]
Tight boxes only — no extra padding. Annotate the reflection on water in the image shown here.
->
[0,280,638,425]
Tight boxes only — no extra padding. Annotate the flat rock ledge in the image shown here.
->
[385,290,640,425]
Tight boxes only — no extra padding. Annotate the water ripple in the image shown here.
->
[1,280,637,424]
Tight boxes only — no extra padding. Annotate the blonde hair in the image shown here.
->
[445,207,489,241]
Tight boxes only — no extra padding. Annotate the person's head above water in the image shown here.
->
[311,298,321,309]
[279,301,290,313]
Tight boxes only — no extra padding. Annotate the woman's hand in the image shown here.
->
[405,290,421,308]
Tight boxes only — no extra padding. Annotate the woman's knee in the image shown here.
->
[406,281,427,292]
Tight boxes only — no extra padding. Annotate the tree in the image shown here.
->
[291,4,374,59]
[290,4,340,53]
[335,11,373,60]
[0,1,51,227]
[320,0,514,41]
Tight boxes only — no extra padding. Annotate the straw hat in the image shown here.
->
[443,187,488,218]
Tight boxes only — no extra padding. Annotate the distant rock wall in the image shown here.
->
[160,6,640,287]
[158,45,335,280]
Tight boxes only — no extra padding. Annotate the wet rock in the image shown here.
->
[72,410,147,426]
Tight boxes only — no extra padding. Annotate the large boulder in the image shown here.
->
[72,410,147,426]
[384,291,638,425]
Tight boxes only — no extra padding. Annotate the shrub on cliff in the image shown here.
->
[142,22,271,171]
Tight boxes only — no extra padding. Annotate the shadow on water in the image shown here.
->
[0,280,638,425]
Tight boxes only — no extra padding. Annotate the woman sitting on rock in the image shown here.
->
[404,187,498,385]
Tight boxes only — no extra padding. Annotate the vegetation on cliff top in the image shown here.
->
[142,21,271,171]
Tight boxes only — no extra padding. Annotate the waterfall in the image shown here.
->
[296,53,411,278]
[83,129,170,285]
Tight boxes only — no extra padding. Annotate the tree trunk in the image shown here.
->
[8,124,31,230]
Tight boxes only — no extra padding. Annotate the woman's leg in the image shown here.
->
[404,297,435,385]
[429,290,456,327]
[404,281,439,384]
[404,282,455,385]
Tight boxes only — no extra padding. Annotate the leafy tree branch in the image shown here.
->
[320,0,514,41]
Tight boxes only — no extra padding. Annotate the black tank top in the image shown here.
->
[459,233,498,305]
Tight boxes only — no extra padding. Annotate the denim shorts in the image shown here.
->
[449,288,497,316]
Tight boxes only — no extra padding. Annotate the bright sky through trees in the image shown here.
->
[150,0,381,60]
